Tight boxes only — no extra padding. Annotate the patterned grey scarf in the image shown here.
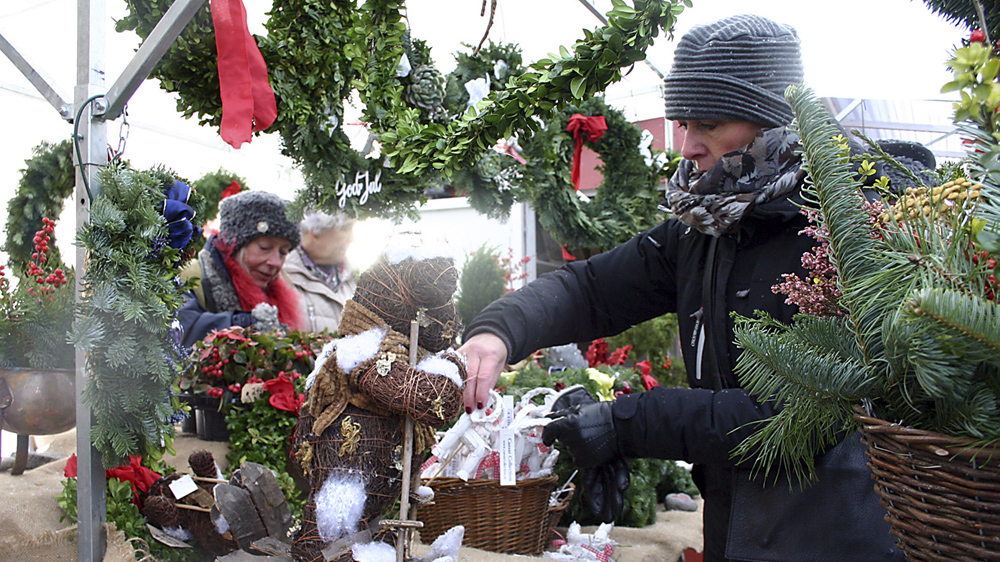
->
[665,127,805,237]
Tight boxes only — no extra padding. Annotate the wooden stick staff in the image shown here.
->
[382,319,423,562]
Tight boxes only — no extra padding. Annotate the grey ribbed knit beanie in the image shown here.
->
[663,14,804,128]
[218,191,300,254]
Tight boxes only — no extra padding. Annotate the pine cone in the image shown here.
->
[405,66,445,110]
[189,449,218,479]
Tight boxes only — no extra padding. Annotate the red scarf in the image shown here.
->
[218,240,303,330]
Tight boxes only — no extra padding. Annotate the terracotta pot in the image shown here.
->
[0,367,76,435]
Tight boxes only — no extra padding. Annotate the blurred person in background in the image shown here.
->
[283,210,357,333]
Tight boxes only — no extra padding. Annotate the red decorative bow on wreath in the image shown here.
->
[210,0,277,148]
[565,114,607,189]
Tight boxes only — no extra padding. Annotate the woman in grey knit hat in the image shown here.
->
[178,190,304,347]
[458,14,903,562]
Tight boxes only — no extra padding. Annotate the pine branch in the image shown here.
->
[732,312,879,485]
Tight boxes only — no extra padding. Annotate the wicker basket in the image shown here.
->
[853,406,1000,562]
[416,474,573,555]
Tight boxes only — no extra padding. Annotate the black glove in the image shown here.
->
[581,458,630,523]
[550,384,597,413]
[543,399,631,523]
[543,400,620,469]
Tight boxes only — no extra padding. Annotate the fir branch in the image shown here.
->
[76,165,198,466]
[732,312,879,485]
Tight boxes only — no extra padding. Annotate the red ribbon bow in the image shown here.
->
[634,359,660,391]
[210,0,278,148]
[565,114,607,189]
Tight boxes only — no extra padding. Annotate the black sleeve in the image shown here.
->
[464,221,681,362]
[611,385,779,466]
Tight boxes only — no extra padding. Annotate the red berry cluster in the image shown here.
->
[25,218,68,299]
[186,327,330,403]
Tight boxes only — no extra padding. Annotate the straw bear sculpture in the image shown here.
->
[291,241,466,562]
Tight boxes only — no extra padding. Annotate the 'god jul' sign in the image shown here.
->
[336,170,383,208]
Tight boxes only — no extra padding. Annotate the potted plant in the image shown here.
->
[178,326,333,440]
[0,217,78,443]
[730,35,1000,560]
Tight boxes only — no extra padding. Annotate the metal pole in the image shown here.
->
[75,0,108,559]
[0,33,72,119]
[99,0,208,120]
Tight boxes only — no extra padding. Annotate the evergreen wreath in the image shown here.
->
[520,96,668,254]
[71,164,206,465]
[3,139,75,272]
[117,0,686,221]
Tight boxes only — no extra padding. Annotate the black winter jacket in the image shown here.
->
[466,171,902,561]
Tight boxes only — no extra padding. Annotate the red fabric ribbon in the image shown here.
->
[565,114,607,189]
[210,0,277,148]
[635,359,660,391]
[263,372,305,412]
[220,179,243,200]
[64,454,162,507]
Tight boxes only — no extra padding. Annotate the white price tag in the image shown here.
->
[168,474,199,499]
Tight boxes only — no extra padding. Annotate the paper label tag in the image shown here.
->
[498,427,516,486]
[168,474,199,499]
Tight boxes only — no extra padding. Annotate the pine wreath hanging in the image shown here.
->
[520,96,669,255]
[71,164,205,465]
[3,139,75,273]
[117,0,687,221]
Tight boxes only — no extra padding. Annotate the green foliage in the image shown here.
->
[0,234,76,370]
[58,477,213,562]
[190,168,248,223]
[606,314,686,388]
[731,80,1000,487]
[3,139,75,273]
[921,0,1000,44]
[377,0,688,179]
[442,41,525,116]
[455,245,506,326]
[503,362,696,526]
[71,164,204,466]
[181,327,332,404]
[120,0,686,226]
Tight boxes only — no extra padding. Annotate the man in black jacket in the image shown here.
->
[457,14,903,562]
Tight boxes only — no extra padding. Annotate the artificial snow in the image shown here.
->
[306,339,338,390]
[336,327,387,373]
[351,540,396,562]
[544,522,617,562]
[420,524,465,562]
[315,472,367,542]
[381,232,452,264]
[416,352,464,387]
[161,526,194,543]
[212,506,230,535]
[415,484,435,503]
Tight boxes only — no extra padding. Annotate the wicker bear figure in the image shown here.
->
[291,240,466,562]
